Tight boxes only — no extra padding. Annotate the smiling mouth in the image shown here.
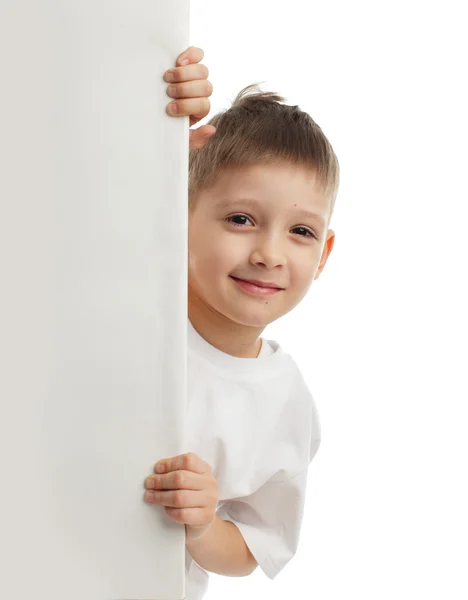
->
[230,276,284,296]
[232,277,283,289]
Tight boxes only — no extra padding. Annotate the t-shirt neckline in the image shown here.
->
[187,318,291,376]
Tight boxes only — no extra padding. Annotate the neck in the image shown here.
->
[188,297,264,359]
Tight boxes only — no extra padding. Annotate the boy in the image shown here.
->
[144,46,339,599]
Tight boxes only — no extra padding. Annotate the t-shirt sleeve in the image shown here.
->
[216,467,310,580]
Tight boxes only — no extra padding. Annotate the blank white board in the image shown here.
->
[0,2,190,599]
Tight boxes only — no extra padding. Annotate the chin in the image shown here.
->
[219,304,279,329]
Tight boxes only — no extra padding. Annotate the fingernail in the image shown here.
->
[145,491,155,503]
[168,102,178,114]
[180,58,190,66]
[165,69,176,82]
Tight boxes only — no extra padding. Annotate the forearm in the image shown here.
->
[185,515,257,577]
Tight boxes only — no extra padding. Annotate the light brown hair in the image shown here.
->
[188,83,340,224]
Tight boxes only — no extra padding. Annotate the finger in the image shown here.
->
[166,97,210,121]
[155,452,210,476]
[145,489,204,508]
[145,470,202,491]
[189,125,216,150]
[165,507,210,526]
[163,63,209,84]
[176,46,204,67]
[166,79,213,100]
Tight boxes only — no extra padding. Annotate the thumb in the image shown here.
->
[189,125,216,150]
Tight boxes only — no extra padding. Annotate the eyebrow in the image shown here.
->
[214,198,326,228]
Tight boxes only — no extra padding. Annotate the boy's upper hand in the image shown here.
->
[144,452,219,543]
[164,46,216,150]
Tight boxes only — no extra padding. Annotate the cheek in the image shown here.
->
[189,232,241,274]
[188,245,226,285]
[290,253,320,287]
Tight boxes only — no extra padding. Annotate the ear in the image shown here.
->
[314,230,335,280]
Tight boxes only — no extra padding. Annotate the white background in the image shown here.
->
[190,1,468,598]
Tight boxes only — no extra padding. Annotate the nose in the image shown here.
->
[249,237,287,270]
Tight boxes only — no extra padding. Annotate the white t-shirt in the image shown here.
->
[185,319,322,600]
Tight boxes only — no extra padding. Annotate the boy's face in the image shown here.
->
[188,161,335,330]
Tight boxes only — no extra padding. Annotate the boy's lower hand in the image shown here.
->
[164,46,216,150]
[144,452,219,543]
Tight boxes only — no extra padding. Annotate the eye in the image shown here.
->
[292,227,316,239]
[225,214,253,227]
[224,215,316,239]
